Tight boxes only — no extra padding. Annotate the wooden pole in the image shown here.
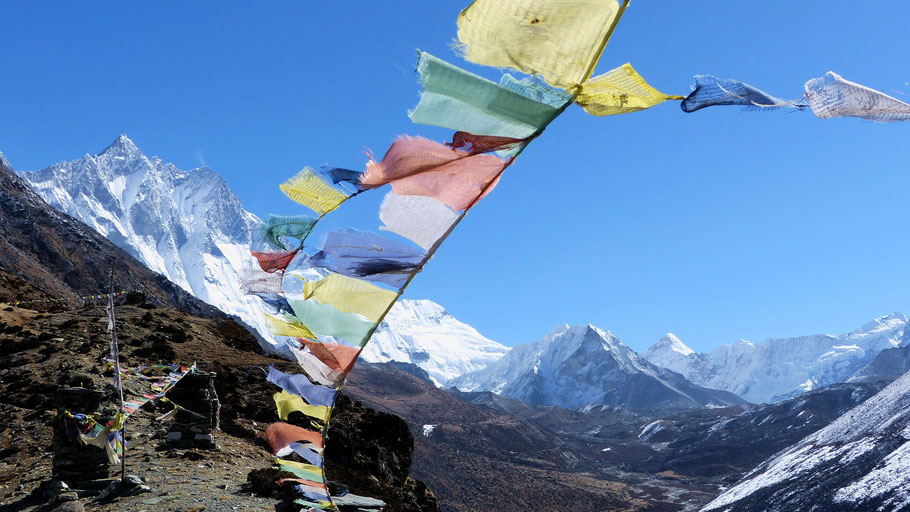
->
[108,266,126,482]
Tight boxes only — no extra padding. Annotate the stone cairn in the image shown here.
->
[52,387,114,484]
[164,370,219,449]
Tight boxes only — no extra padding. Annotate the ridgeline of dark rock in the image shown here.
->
[0,158,220,318]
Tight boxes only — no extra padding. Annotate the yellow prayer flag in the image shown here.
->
[264,313,317,339]
[280,168,348,215]
[302,273,397,323]
[274,390,332,424]
[457,0,620,89]
[576,63,685,116]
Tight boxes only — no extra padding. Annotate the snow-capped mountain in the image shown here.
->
[644,313,909,404]
[18,135,275,347]
[16,136,508,373]
[453,324,746,410]
[701,367,910,511]
[362,299,509,387]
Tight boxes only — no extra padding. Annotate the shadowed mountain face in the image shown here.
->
[701,370,910,512]
[0,154,221,317]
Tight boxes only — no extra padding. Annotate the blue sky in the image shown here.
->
[3,2,909,352]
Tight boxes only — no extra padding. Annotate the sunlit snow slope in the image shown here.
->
[362,299,510,387]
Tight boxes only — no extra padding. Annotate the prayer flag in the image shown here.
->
[280,168,351,215]
[379,192,458,251]
[265,313,317,339]
[267,366,337,407]
[301,273,397,323]
[681,74,804,112]
[457,0,621,88]
[805,71,910,122]
[264,421,324,450]
[576,63,684,116]
[410,52,559,140]
[306,229,425,288]
[361,136,507,211]
[287,297,375,347]
[274,390,332,423]
[262,215,318,251]
[298,338,360,373]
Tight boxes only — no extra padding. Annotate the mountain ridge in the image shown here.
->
[453,324,746,410]
[644,313,909,403]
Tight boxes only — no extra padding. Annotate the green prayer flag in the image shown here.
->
[410,52,559,142]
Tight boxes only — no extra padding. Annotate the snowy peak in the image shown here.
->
[644,314,910,404]
[453,324,745,410]
[647,333,695,357]
[18,136,275,351]
[100,133,140,157]
[361,299,510,387]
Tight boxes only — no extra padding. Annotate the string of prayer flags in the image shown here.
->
[263,215,318,251]
[274,390,333,424]
[576,63,685,116]
[681,75,805,113]
[241,267,285,295]
[804,71,910,122]
[287,297,375,347]
[379,192,457,251]
[3,290,127,307]
[64,411,125,465]
[360,136,508,211]
[301,273,397,323]
[305,229,425,288]
[281,168,352,215]
[253,248,300,273]
[410,52,559,140]
[265,422,325,452]
[456,0,621,89]
[267,366,337,407]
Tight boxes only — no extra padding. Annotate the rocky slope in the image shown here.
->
[644,314,909,403]
[701,369,910,511]
[452,324,746,410]
[0,294,437,512]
